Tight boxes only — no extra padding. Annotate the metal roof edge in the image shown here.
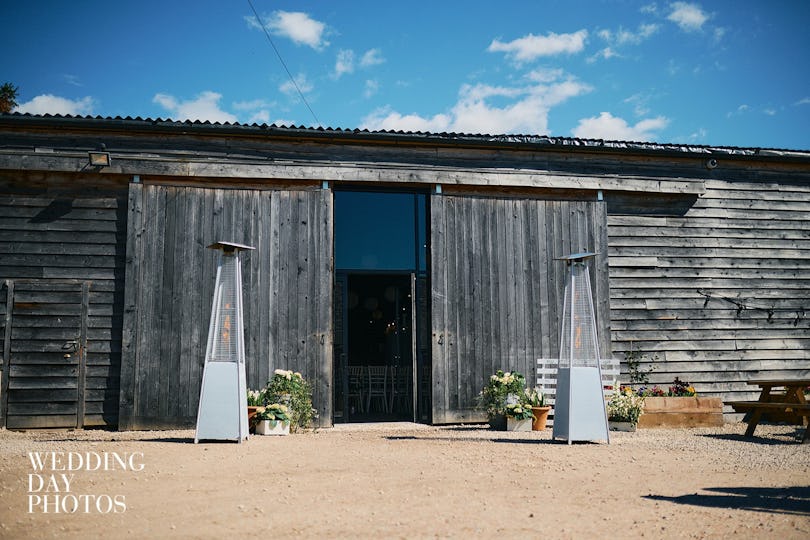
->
[1,112,809,160]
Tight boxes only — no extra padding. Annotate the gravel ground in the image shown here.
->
[1,421,808,539]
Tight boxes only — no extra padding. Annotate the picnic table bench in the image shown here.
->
[725,379,810,443]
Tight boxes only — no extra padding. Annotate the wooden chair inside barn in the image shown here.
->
[347,366,366,414]
[366,366,389,413]
[389,365,411,414]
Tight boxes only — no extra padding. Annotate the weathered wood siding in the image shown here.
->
[607,178,810,406]
[0,173,127,428]
[119,183,332,430]
[430,194,609,423]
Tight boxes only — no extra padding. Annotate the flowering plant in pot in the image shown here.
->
[254,403,291,435]
[505,402,534,432]
[606,386,645,431]
[246,389,266,428]
[524,387,551,431]
[477,370,527,429]
[263,369,317,432]
[668,377,696,397]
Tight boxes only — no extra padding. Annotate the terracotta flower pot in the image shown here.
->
[531,406,551,431]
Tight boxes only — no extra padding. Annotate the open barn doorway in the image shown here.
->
[333,190,429,423]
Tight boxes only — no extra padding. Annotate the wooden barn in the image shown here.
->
[1,114,808,430]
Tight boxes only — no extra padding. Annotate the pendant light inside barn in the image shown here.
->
[195,241,254,443]
[551,252,610,444]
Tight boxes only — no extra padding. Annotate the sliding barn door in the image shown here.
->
[119,184,332,430]
[429,194,609,424]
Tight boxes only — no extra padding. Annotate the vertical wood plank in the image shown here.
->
[76,281,89,428]
[1,281,14,425]
[118,183,143,430]
[429,193,448,423]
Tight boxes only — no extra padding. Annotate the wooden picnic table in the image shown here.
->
[725,379,810,443]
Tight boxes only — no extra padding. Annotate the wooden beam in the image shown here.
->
[0,153,707,195]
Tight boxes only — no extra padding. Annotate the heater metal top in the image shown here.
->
[207,241,255,253]
[555,252,598,262]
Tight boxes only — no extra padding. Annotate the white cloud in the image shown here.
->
[624,93,652,117]
[640,3,659,15]
[763,108,777,116]
[598,24,659,46]
[334,48,384,79]
[571,112,669,141]
[334,49,355,79]
[364,80,379,99]
[248,11,328,50]
[362,71,592,135]
[232,99,274,125]
[667,2,709,32]
[361,107,451,133]
[726,104,750,118]
[587,47,619,63]
[15,94,94,115]
[63,74,83,87]
[360,48,385,67]
[233,99,273,111]
[525,68,564,83]
[152,91,237,123]
[795,97,810,106]
[279,73,314,97]
[248,110,270,124]
[688,127,707,142]
[488,30,588,63]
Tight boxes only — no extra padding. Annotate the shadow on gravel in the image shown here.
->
[645,486,810,516]
[384,435,561,445]
[699,429,806,445]
[440,425,491,432]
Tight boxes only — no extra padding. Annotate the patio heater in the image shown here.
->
[195,241,254,443]
[552,252,610,444]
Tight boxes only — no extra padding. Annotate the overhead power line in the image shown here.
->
[246,0,322,127]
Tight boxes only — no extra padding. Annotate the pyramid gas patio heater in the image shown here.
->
[195,241,254,443]
[552,252,610,444]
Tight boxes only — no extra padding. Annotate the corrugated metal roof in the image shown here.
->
[2,112,808,159]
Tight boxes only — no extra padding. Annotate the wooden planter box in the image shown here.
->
[637,397,723,428]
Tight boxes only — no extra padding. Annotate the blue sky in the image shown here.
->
[4,1,809,149]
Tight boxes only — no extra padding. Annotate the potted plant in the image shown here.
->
[606,386,645,431]
[505,402,534,432]
[247,389,265,428]
[524,387,551,431]
[477,370,528,430]
[254,403,291,435]
[263,369,317,432]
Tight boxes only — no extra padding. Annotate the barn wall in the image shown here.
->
[607,178,810,406]
[430,193,609,423]
[118,183,332,430]
[0,172,128,428]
